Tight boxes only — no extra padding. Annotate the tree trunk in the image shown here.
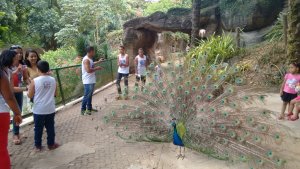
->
[191,0,201,47]
[288,0,300,62]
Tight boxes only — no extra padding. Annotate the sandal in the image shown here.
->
[288,116,299,121]
[285,112,293,117]
[278,114,285,120]
[13,135,21,145]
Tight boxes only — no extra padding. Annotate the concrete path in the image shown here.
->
[8,81,300,169]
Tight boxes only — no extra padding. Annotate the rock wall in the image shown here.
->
[123,0,285,70]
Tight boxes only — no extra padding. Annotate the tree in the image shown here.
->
[288,0,300,62]
[191,0,201,47]
[28,0,61,50]
[144,0,191,16]
[0,11,9,47]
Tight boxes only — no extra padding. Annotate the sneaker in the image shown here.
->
[115,96,122,100]
[48,143,60,150]
[81,110,85,115]
[86,110,92,115]
[91,108,98,112]
[124,96,129,100]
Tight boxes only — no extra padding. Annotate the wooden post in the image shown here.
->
[236,27,241,48]
[283,13,288,52]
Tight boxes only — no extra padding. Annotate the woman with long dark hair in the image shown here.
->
[10,45,29,145]
[0,50,22,169]
[24,49,41,81]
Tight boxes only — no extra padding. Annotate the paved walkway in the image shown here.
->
[8,81,300,169]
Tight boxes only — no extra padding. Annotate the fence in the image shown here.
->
[21,58,118,118]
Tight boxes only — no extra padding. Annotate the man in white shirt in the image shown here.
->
[116,46,129,100]
[81,46,103,115]
[135,48,148,91]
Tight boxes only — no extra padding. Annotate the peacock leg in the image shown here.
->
[181,147,185,159]
[176,146,182,159]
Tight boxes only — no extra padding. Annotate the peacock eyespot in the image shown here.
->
[185,91,190,95]
[178,85,183,90]
[201,85,206,90]
[196,95,201,100]
[266,150,273,158]
[243,96,249,101]
[195,77,200,81]
[207,75,212,80]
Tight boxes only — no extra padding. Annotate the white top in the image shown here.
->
[82,55,96,84]
[136,55,147,76]
[0,95,10,113]
[33,76,56,115]
[0,70,11,113]
[118,54,129,74]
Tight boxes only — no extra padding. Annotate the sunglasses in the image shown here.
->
[10,45,22,50]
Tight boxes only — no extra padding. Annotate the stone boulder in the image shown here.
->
[123,0,285,70]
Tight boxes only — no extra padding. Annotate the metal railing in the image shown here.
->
[21,58,118,118]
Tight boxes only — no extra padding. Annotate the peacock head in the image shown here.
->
[171,118,177,126]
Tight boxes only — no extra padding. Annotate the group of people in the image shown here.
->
[0,46,59,169]
[279,62,300,121]
[81,45,158,109]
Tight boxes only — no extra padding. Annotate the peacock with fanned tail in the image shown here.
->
[103,56,287,169]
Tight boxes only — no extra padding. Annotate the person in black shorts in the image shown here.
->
[279,63,300,120]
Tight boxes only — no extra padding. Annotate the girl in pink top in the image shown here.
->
[279,63,300,120]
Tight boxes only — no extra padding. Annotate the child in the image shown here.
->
[135,48,147,91]
[287,83,300,121]
[154,57,163,82]
[278,63,300,120]
[116,46,129,100]
[27,60,59,151]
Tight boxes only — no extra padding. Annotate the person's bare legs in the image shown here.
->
[279,102,288,119]
[290,102,300,119]
[287,99,296,115]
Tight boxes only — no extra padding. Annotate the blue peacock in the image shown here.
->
[104,55,287,169]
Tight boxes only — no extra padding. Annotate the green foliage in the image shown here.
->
[265,12,284,42]
[144,0,191,16]
[42,47,77,68]
[219,0,257,18]
[75,35,89,57]
[28,0,61,49]
[0,11,8,47]
[187,34,239,65]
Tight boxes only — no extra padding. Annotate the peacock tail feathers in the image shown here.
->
[104,55,287,169]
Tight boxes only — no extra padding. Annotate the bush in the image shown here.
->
[42,47,77,68]
[265,12,284,42]
[75,35,88,57]
[187,34,239,65]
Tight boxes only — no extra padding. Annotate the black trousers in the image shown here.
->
[116,73,129,94]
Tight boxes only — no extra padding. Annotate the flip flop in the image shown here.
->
[278,115,285,120]
[285,112,293,117]
[288,116,299,121]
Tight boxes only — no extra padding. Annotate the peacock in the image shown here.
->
[103,55,287,169]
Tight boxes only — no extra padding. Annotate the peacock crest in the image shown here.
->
[104,55,287,169]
